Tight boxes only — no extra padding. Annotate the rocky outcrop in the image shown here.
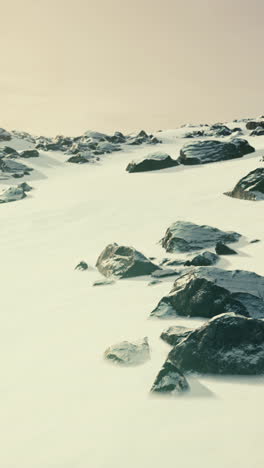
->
[184,251,219,266]
[225,168,264,201]
[0,158,32,177]
[150,360,189,394]
[126,152,178,173]
[150,267,264,319]
[104,337,150,366]
[167,313,264,375]
[161,221,241,253]
[178,138,254,165]
[96,243,160,278]
[19,149,39,158]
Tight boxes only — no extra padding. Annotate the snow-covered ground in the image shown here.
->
[0,123,264,467]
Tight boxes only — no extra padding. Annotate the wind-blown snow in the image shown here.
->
[0,123,264,467]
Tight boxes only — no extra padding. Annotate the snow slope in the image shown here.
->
[0,123,264,467]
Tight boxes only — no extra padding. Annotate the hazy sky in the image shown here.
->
[1,0,264,136]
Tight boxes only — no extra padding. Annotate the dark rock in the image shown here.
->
[168,313,264,375]
[18,182,32,192]
[96,243,160,278]
[104,337,150,365]
[185,251,219,266]
[250,127,264,136]
[206,123,232,137]
[148,279,162,286]
[94,141,121,155]
[67,154,95,164]
[215,242,237,255]
[160,326,193,346]
[184,130,204,138]
[0,158,33,176]
[150,267,264,319]
[178,138,255,165]
[246,121,264,130]
[150,360,189,394]
[20,149,39,158]
[226,168,264,201]
[0,128,11,141]
[0,146,19,157]
[250,239,260,243]
[161,220,241,253]
[126,152,178,173]
[93,279,115,286]
[75,261,88,271]
[151,268,178,278]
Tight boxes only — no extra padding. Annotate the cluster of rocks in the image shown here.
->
[0,182,32,204]
[225,168,264,201]
[185,123,242,139]
[34,129,160,165]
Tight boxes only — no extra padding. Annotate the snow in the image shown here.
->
[0,122,264,467]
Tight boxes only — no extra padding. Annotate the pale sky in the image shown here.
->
[1,0,263,136]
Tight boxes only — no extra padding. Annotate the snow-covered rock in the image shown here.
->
[184,251,219,266]
[160,325,193,346]
[161,220,241,253]
[150,360,189,394]
[178,138,254,165]
[0,186,27,204]
[96,243,160,278]
[226,168,264,201]
[167,313,264,374]
[104,337,150,366]
[126,152,179,173]
[19,149,39,158]
[0,128,11,141]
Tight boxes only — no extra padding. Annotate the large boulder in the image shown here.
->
[161,220,241,253]
[96,243,160,278]
[167,313,264,375]
[126,152,179,173]
[0,186,27,204]
[178,138,254,165]
[0,128,11,141]
[104,337,150,366]
[150,267,264,319]
[246,121,264,130]
[150,360,189,394]
[226,168,264,201]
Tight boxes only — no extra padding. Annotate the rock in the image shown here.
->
[250,127,264,136]
[67,154,97,164]
[94,141,121,154]
[104,337,150,366]
[246,121,264,130]
[127,130,161,146]
[151,268,178,278]
[75,261,88,271]
[0,146,19,157]
[93,279,115,286]
[184,251,219,266]
[178,138,254,165]
[0,128,11,141]
[18,182,32,192]
[126,152,179,173]
[215,242,237,255]
[160,326,193,346]
[184,130,204,138]
[19,149,39,158]
[161,220,241,253]
[226,168,264,201]
[150,360,189,394]
[148,279,162,286]
[0,186,27,204]
[96,243,160,278]
[168,313,264,375]
[0,158,32,176]
[250,239,260,243]
[150,267,264,319]
[206,123,232,137]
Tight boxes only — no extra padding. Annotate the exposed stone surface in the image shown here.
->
[126,152,178,173]
[160,326,193,346]
[75,261,88,271]
[168,313,264,375]
[178,139,254,165]
[226,168,264,201]
[150,267,264,319]
[184,251,219,266]
[96,243,160,278]
[104,337,150,366]
[150,360,189,394]
[0,186,27,204]
[19,149,39,158]
[161,221,241,253]
[215,242,237,255]
[0,128,12,141]
[246,121,264,130]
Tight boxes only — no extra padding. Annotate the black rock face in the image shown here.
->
[215,242,238,255]
[150,267,264,319]
[168,313,264,375]
[20,149,39,158]
[96,243,160,278]
[126,152,179,173]
[161,221,241,253]
[246,121,264,130]
[226,168,264,201]
[178,138,254,165]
